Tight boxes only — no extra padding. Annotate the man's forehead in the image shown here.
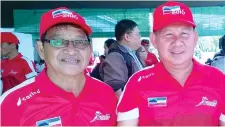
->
[1,42,11,45]
[159,23,193,32]
[132,26,140,32]
[46,26,87,39]
[166,23,193,29]
[48,24,83,33]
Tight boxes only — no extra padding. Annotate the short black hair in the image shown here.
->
[115,19,138,41]
[16,44,19,50]
[219,35,225,50]
[41,23,91,43]
[104,39,116,48]
[100,55,106,60]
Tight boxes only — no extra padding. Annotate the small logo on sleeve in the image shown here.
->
[36,116,62,127]
[138,73,155,82]
[148,97,167,107]
[17,89,40,106]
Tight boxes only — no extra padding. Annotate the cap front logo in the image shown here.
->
[52,9,78,19]
[162,5,185,15]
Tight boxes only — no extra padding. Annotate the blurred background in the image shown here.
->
[1,1,225,64]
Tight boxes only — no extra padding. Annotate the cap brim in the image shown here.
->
[154,19,196,31]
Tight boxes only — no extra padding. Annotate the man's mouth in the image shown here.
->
[61,58,80,65]
[171,51,184,54]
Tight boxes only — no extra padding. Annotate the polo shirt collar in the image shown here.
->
[156,59,204,87]
[4,53,22,61]
[35,69,92,100]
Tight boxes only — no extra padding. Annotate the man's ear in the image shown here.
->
[124,32,131,42]
[36,40,45,60]
[150,32,157,49]
[193,31,199,47]
[10,43,16,49]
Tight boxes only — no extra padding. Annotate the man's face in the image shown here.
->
[104,44,109,56]
[137,45,148,61]
[126,26,142,50]
[38,24,92,76]
[143,44,150,51]
[1,43,13,56]
[152,23,198,65]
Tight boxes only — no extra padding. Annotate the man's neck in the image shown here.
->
[47,68,86,97]
[163,60,193,86]
[8,51,19,60]
[119,41,134,51]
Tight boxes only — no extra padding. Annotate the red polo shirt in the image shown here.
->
[0,70,117,126]
[1,53,37,94]
[117,59,225,126]
[145,51,158,66]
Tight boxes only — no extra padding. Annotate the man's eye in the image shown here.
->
[75,40,89,45]
[77,40,83,44]
[182,32,189,35]
[50,40,63,46]
[166,33,173,36]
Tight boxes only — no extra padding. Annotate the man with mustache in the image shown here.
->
[1,7,117,126]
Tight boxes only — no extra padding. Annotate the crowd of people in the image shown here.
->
[1,1,225,126]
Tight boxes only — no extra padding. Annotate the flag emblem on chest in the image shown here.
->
[148,97,167,107]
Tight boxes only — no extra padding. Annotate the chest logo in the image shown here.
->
[148,97,167,107]
[9,70,18,75]
[196,96,217,107]
[90,111,110,123]
[36,116,62,127]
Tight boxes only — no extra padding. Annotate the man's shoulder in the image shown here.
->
[87,76,115,95]
[104,51,126,65]
[0,77,36,105]
[134,63,159,76]
[126,64,159,83]
[1,59,9,66]
[18,55,33,63]
[88,76,114,90]
[200,64,224,77]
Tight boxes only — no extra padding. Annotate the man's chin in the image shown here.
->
[62,70,84,76]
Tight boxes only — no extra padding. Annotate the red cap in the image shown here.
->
[0,32,19,44]
[40,7,92,39]
[153,1,196,31]
[141,39,150,46]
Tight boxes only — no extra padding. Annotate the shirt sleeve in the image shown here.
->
[107,88,118,125]
[1,93,20,126]
[145,52,158,66]
[219,75,225,123]
[21,58,37,79]
[116,73,140,121]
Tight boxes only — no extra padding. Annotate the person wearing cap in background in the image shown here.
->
[117,1,225,126]
[0,7,117,126]
[136,45,148,67]
[0,32,37,94]
[141,39,158,66]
